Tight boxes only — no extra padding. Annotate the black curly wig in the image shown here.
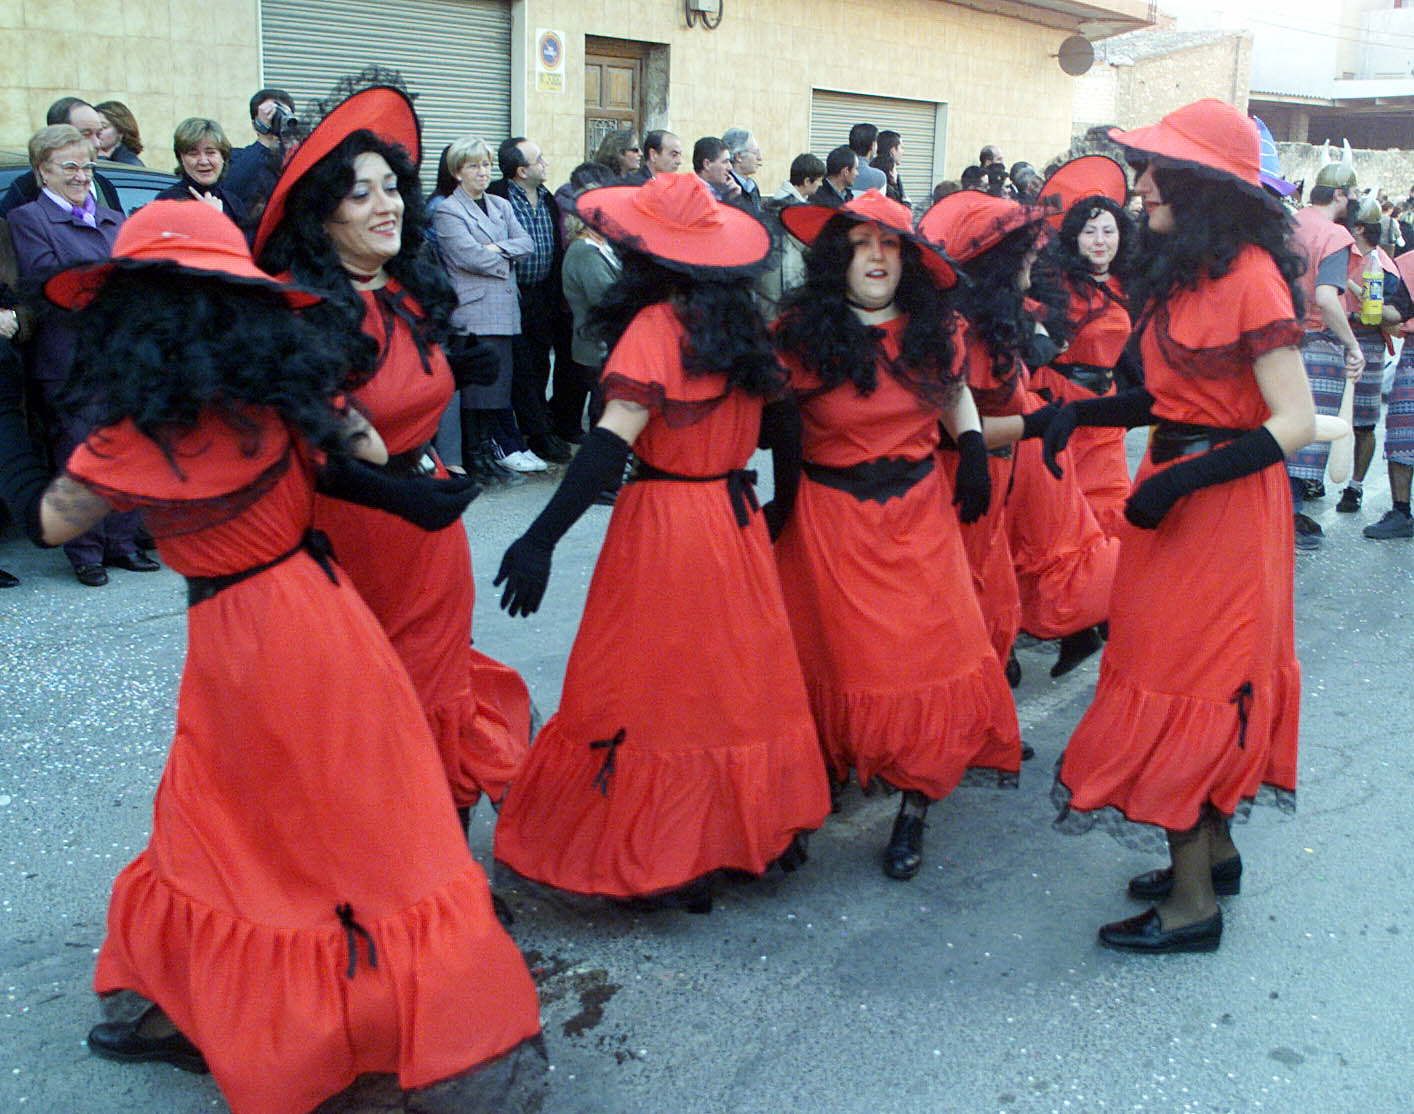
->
[1052,196,1136,291]
[1128,163,1304,322]
[773,216,961,407]
[60,269,350,471]
[954,223,1064,382]
[591,248,784,398]
[256,129,457,389]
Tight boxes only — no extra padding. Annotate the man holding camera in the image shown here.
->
[226,89,300,221]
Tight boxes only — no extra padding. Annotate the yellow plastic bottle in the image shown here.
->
[1360,251,1385,326]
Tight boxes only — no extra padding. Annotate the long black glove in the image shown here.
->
[315,453,480,531]
[443,332,504,389]
[1042,388,1155,478]
[953,429,991,524]
[1125,426,1285,529]
[1020,402,1061,441]
[0,344,51,545]
[759,398,802,541]
[495,426,630,617]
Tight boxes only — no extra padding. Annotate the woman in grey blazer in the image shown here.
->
[433,135,542,481]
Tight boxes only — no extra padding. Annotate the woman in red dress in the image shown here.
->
[38,201,539,1112]
[918,191,1118,682]
[771,193,1020,880]
[1044,99,1314,953]
[255,82,529,819]
[492,174,830,910]
[1034,156,1137,541]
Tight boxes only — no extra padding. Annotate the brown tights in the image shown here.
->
[1157,807,1236,929]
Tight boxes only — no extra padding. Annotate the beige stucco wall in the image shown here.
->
[0,0,259,165]
[521,0,1082,192]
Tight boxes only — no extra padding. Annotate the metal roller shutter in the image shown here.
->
[810,90,943,212]
[260,0,511,179]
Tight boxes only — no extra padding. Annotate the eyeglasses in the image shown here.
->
[51,161,97,176]
[626,146,641,152]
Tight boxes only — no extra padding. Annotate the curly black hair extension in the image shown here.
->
[60,270,350,471]
[590,248,784,398]
[1052,196,1137,293]
[773,217,961,407]
[953,225,1048,380]
[257,129,457,389]
[1128,165,1305,323]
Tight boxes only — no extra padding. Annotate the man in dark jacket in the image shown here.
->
[488,137,575,461]
[225,88,299,222]
[813,147,858,208]
[0,98,123,216]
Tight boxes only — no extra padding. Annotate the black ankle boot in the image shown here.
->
[882,796,929,880]
[1051,626,1103,678]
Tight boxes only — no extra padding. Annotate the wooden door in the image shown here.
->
[584,53,641,161]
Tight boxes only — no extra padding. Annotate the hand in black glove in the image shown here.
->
[495,535,553,617]
[316,455,480,531]
[444,333,503,389]
[953,429,991,524]
[1041,405,1080,479]
[1123,471,1183,529]
[1020,402,1061,442]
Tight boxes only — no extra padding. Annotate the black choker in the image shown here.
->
[345,268,380,283]
[845,297,895,312]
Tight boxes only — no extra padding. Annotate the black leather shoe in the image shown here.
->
[1098,906,1222,953]
[1005,649,1021,688]
[771,832,810,873]
[0,568,18,588]
[74,563,109,587]
[88,1019,209,1074]
[528,432,573,464]
[1127,856,1242,901]
[105,552,161,572]
[882,811,927,880]
[1020,742,1035,762]
[1052,626,1103,678]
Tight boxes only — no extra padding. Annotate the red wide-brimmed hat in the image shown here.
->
[1108,99,1276,209]
[574,173,770,274]
[1038,155,1128,229]
[781,191,957,289]
[252,85,420,259]
[917,191,1047,265]
[45,200,320,310]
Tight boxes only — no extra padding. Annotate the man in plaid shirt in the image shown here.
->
[489,136,576,464]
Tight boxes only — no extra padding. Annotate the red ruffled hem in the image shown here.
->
[1057,657,1301,831]
[433,648,532,808]
[494,716,831,898]
[95,856,541,1114]
[810,654,1021,798]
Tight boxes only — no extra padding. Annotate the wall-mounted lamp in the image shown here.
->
[686,0,723,30]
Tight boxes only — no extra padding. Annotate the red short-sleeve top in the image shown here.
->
[1055,276,1131,369]
[1139,244,1303,429]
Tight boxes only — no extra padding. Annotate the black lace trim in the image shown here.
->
[66,448,293,540]
[1049,760,1297,854]
[945,206,1047,264]
[599,371,729,428]
[1146,305,1303,380]
[578,207,769,280]
[1067,277,1130,335]
[969,354,1024,414]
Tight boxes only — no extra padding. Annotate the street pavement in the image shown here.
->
[2,434,1412,1114]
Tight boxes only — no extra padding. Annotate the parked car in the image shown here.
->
[0,149,178,215]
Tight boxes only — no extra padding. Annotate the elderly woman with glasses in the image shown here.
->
[8,124,157,586]
[155,118,248,229]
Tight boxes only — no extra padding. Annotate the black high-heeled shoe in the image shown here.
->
[882,800,928,881]
[88,1010,208,1074]
[1051,626,1103,678]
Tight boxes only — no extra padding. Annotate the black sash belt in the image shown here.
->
[385,440,438,477]
[1054,361,1115,394]
[185,529,338,607]
[1150,421,1245,464]
[803,455,934,504]
[629,460,760,527]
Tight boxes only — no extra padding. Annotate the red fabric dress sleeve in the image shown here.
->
[600,302,730,427]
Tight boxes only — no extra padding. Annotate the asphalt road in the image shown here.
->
[2,434,1412,1114]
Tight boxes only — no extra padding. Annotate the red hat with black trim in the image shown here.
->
[781,192,957,289]
[917,191,1047,265]
[574,172,770,275]
[45,199,320,310]
[1108,99,1275,209]
[252,85,420,259]
[1037,155,1128,229]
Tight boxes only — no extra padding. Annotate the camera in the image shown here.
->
[269,103,302,140]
